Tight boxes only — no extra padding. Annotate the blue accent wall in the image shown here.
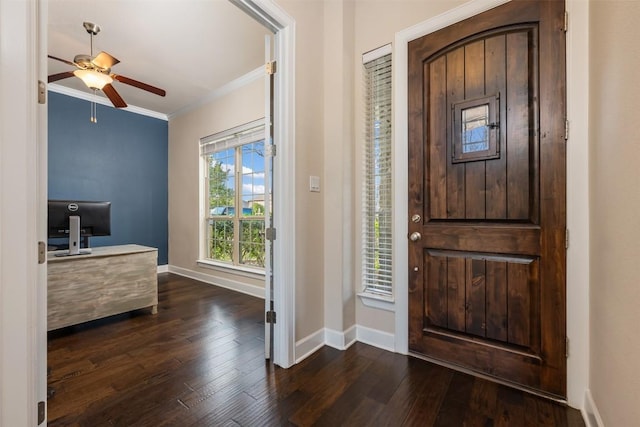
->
[48,92,168,265]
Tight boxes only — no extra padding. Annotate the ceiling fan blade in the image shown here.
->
[92,51,120,69]
[113,74,166,97]
[102,83,127,108]
[48,71,75,83]
[48,55,76,67]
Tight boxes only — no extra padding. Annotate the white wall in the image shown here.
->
[352,0,465,334]
[168,76,265,291]
[278,0,327,342]
[323,0,356,336]
[589,0,640,424]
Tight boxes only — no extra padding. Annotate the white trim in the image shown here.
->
[344,325,358,348]
[362,43,392,64]
[169,66,264,120]
[47,84,168,121]
[565,0,590,410]
[1,0,41,423]
[157,265,169,274]
[356,325,395,353]
[270,7,296,369]
[168,265,265,299]
[296,325,392,362]
[295,328,325,363]
[357,292,395,312]
[583,390,605,427]
[37,0,49,423]
[234,0,296,369]
[396,0,509,43]
[229,0,281,34]
[325,325,357,350]
[196,259,265,280]
[393,0,511,359]
[200,117,265,146]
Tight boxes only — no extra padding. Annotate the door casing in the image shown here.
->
[32,2,297,423]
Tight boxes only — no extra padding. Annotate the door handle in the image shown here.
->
[409,232,421,242]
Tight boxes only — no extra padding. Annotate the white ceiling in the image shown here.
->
[48,0,271,117]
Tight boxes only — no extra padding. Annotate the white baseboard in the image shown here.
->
[295,325,396,363]
[356,325,395,352]
[157,264,169,274]
[295,328,325,363]
[325,325,357,350]
[167,265,265,299]
[583,389,605,427]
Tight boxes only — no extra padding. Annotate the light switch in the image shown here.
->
[309,176,320,192]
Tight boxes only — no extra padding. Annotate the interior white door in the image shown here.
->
[37,2,49,421]
[264,34,275,360]
[0,0,47,424]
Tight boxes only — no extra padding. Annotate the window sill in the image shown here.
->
[197,259,265,280]
[357,292,395,312]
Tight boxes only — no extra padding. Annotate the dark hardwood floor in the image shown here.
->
[47,273,584,426]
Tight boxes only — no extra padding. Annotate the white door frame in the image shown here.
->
[0,1,295,424]
[392,0,589,409]
[233,0,297,368]
[0,0,48,424]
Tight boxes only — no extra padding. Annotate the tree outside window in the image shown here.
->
[204,138,266,268]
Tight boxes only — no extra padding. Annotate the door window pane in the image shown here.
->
[462,104,489,153]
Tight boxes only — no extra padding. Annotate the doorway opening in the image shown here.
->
[39,0,296,422]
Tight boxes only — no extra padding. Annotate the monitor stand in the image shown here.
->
[55,215,91,257]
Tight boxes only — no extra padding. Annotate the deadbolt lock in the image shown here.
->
[411,214,421,223]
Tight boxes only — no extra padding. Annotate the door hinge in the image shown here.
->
[563,11,569,32]
[38,80,46,104]
[266,61,277,75]
[38,241,46,264]
[266,227,276,241]
[566,337,570,358]
[565,229,570,249]
[37,400,46,424]
[266,310,276,324]
[565,119,570,141]
[266,144,276,157]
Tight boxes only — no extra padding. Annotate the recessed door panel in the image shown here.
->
[424,250,540,353]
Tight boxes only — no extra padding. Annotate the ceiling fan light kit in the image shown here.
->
[48,21,166,122]
[73,69,113,90]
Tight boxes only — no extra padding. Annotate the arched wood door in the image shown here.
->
[407,0,566,398]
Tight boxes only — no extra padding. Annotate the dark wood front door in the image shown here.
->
[408,0,566,397]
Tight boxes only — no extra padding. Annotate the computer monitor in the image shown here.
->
[48,200,111,255]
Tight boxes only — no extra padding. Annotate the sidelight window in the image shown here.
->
[362,46,393,296]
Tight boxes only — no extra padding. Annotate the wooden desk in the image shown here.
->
[47,244,158,331]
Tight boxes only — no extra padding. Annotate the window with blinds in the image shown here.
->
[200,119,267,269]
[362,46,392,296]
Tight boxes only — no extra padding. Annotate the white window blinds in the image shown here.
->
[200,118,265,156]
[362,47,392,296]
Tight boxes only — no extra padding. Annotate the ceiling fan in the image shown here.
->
[48,22,166,111]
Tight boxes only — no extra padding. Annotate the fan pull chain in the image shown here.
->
[90,89,97,123]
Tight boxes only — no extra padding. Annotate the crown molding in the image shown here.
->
[47,83,169,121]
[49,65,264,123]
[167,66,263,120]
